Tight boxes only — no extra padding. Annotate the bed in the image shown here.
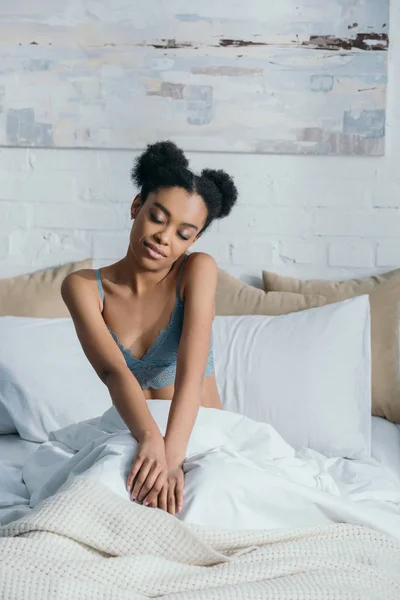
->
[1,294,400,597]
[1,415,400,599]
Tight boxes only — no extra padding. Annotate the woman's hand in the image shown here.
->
[127,433,168,503]
[143,466,184,515]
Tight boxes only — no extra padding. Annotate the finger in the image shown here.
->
[158,484,168,512]
[127,456,143,492]
[146,485,160,509]
[148,497,158,509]
[131,461,152,500]
[131,460,152,500]
[167,482,176,515]
[142,471,167,506]
[137,464,162,503]
[146,481,167,512]
[175,481,184,513]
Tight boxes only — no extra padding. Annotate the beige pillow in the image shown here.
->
[262,269,400,423]
[0,259,92,318]
[216,269,325,316]
[263,268,400,298]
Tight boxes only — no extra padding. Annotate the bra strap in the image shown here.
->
[96,269,104,304]
[176,254,189,300]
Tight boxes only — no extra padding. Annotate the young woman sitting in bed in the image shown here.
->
[61,141,237,517]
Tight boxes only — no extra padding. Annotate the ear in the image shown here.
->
[130,194,141,220]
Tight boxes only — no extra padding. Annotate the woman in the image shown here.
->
[61,141,237,517]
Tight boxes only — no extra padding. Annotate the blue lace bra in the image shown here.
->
[96,255,214,390]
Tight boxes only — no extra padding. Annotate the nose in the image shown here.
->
[154,228,170,246]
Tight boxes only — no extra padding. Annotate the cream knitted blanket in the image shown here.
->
[1,477,399,599]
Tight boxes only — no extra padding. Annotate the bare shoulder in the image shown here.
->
[183,252,217,280]
[62,268,96,294]
[61,269,100,310]
[181,253,218,303]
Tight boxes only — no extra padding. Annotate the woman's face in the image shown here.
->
[129,186,208,268]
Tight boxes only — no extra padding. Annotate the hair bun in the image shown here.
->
[131,140,189,188]
[201,169,238,218]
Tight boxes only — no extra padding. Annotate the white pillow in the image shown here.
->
[0,297,371,456]
[213,295,372,459]
[0,317,112,442]
[371,417,400,483]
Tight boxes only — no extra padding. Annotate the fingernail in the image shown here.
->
[143,501,148,506]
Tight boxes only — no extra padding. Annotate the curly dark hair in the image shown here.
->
[131,140,238,233]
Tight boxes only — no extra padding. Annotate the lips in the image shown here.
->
[143,241,166,259]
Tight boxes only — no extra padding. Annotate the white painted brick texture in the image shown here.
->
[0,4,399,282]
[328,242,375,269]
[279,240,327,266]
[230,241,276,266]
[0,236,9,259]
[376,242,400,267]
[35,203,128,231]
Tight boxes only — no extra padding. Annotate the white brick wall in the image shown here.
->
[328,242,375,269]
[0,5,399,286]
[376,241,400,267]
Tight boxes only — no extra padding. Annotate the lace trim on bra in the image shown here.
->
[106,294,183,364]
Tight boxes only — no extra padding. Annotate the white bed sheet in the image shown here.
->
[2,420,398,464]
[0,434,40,464]
[0,435,40,525]
[0,416,400,531]
[2,419,399,478]
[12,404,399,541]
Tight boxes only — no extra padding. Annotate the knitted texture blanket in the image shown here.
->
[1,477,399,599]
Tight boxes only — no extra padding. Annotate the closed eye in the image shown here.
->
[151,212,190,240]
[150,213,163,224]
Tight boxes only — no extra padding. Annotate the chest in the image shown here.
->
[103,288,180,361]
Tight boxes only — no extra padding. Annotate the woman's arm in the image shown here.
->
[62,271,170,502]
[163,253,218,468]
[61,271,160,443]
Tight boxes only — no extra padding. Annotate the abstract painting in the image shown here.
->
[0,0,389,155]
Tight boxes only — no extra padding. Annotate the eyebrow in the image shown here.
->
[153,202,199,231]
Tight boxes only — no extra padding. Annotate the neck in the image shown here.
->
[114,249,175,296]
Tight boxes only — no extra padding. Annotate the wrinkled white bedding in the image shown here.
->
[9,401,398,540]
[0,436,38,525]
[0,435,40,463]
[2,476,400,600]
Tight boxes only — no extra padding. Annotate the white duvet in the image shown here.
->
[17,400,400,541]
